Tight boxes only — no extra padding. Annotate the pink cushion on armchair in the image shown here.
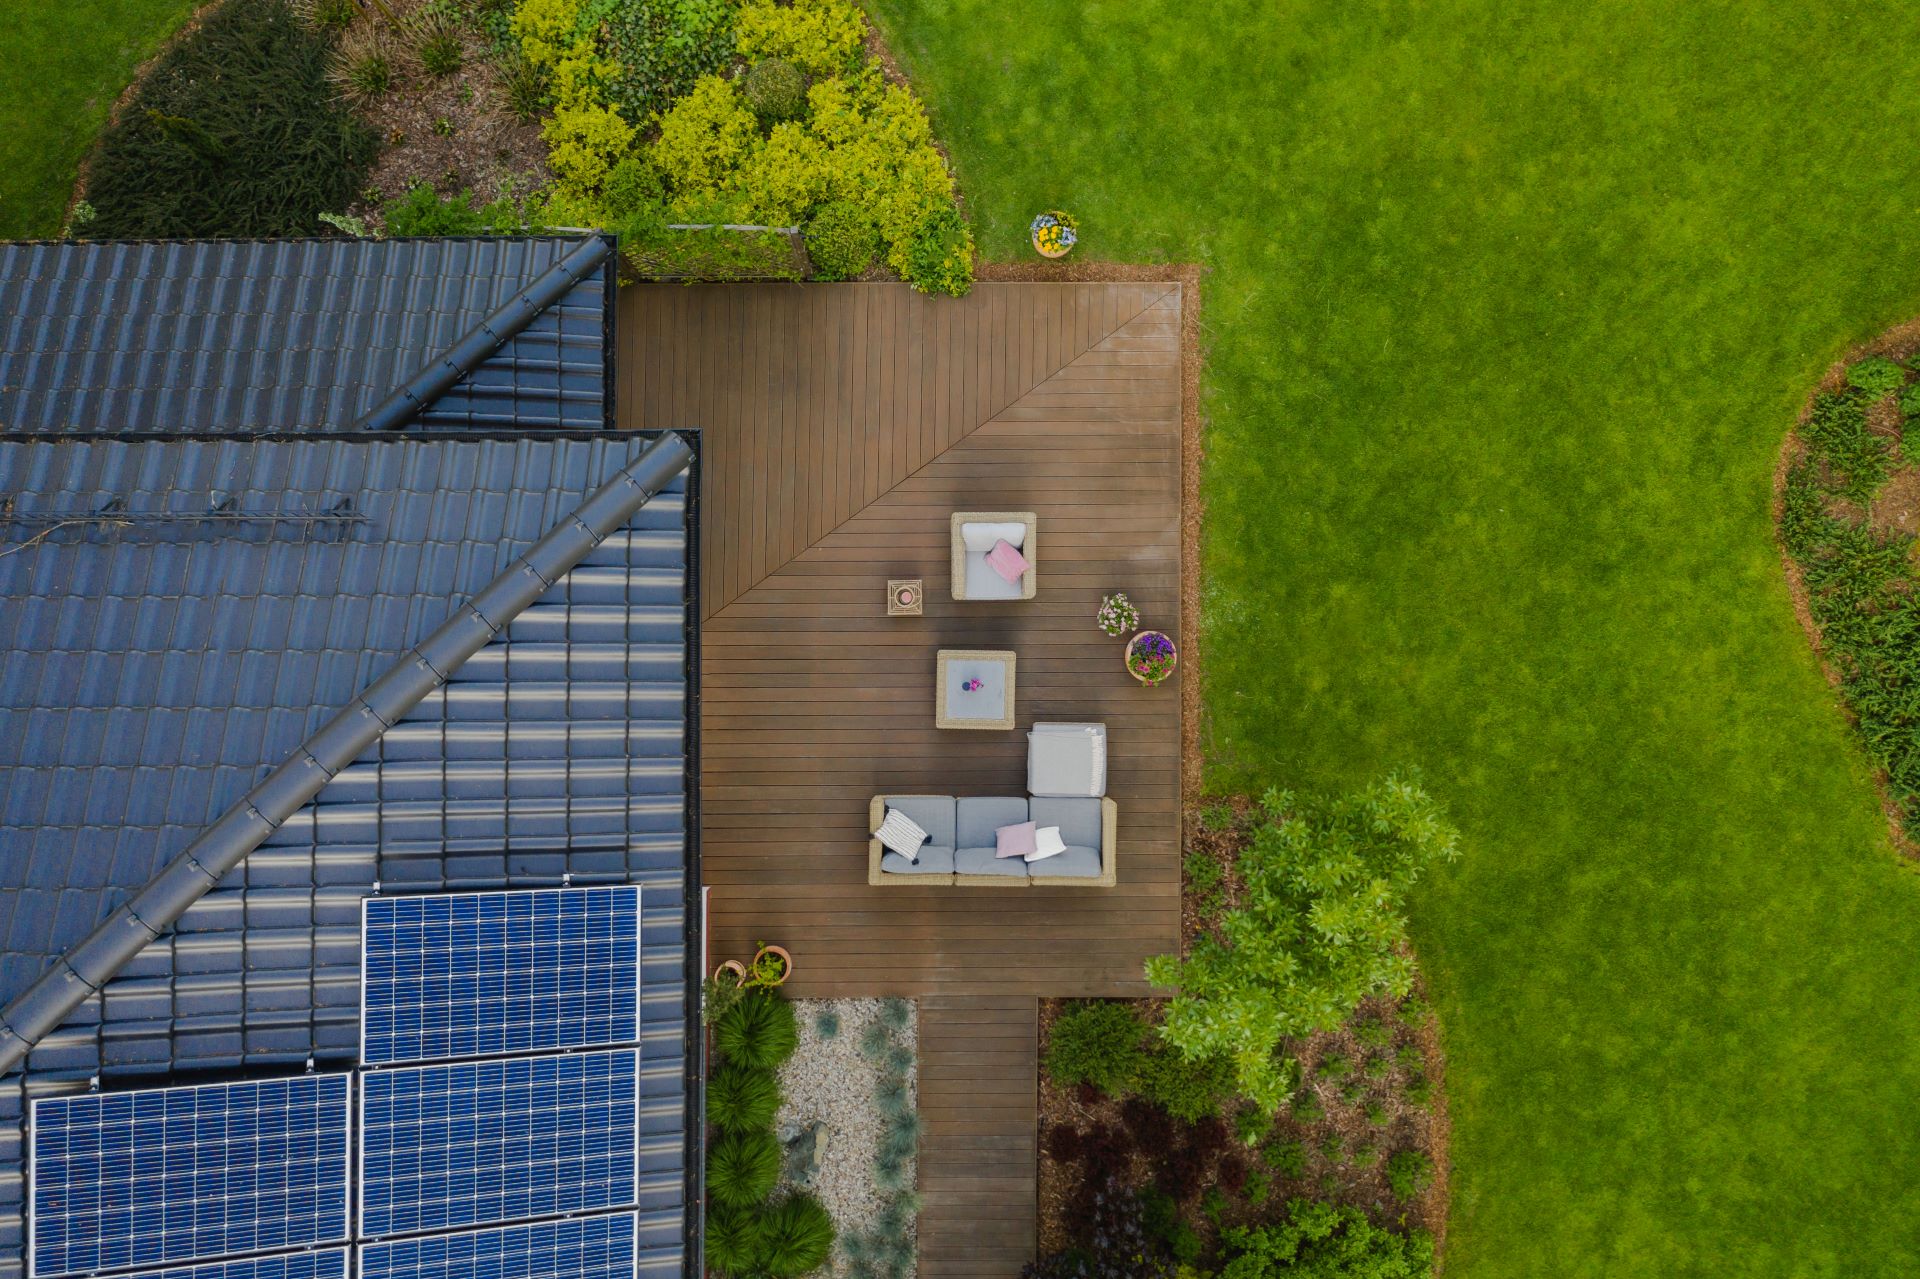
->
[995,821,1038,858]
[985,538,1030,583]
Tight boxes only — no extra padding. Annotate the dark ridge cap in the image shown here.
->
[0,430,696,1077]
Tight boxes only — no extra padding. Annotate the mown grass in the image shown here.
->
[0,0,198,238]
[866,0,1920,1273]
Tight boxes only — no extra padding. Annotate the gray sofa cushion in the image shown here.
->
[883,845,955,875]
[1029,846,1102,878]
[956,796,1029,848]
[956,846,1028,877]
[884,795,956,849]
[1030,797,1101,849]
[1028,723,1106,797]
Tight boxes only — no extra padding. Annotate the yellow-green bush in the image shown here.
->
[651,75,761,199]
[736,0,867,78]
[511,0,583,67]
[545,102,636,193]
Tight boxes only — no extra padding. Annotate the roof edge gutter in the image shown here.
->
[355,234,614,432]
[0,430,694,1078]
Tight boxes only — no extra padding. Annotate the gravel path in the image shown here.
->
[776,999,917,1276]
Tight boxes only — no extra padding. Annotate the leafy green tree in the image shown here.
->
[1144,774,1458,1111]
[1218,1200,1434,1279]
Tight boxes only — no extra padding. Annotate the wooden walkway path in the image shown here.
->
[917,995,1039,1279]
[618,281,1185,997]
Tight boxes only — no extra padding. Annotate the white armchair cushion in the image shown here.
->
[962,521,1027,554]
[874,808,930,861]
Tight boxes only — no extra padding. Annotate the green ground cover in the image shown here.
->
[0,0,198,238]
[866,1,1920,1274]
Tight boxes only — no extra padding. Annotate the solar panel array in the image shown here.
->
[361,887,642,1066]
[112,1251,348,1279]
[359,1214,637,1279]
[28,1076,350,1278]
[27,888,652,1279]
[358,1050,640,1239]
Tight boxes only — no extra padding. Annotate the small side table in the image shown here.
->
[887,578,924,616]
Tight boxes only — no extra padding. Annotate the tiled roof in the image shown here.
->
[0,432,696,1279]
[0,238,616,432]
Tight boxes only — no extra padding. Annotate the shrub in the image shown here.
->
[1353,1017,1392,1049]
[736,0,866,78]
[1221,1202,1435,1279]
[715,991,799,1069]
[707,1204,763,1277]
[745,58,806,121]
[1023,1179,1175,1279]
[1232,1106,1272,1147]
[1290,1089,1323,1123]
[1044,1001,1148,1097]
[1402,1072,1435,1110]
[604,0,736,122]
[87,0,376,239]
[1118,1095,1174,1151]
[1339,1079,1368,1105]
[875,1073,911,1117]
[814,1008,841,1039]
[546,102,637,194]
[331,28,394,100]
[1900,380,1920,419]
[652,74,761,196]
[1320,1134,1345,1164]
[1352,1142,1380,1170]
[1386,1149,1435,1201]
[407,8,465,75]
[382,183,523,235]
[1259,1136,1306,1177]
[881,997,913,1031]
[1316,1052,1351,1081]
[1847,355,1907,398]
[1395,1043,1424,1071]
[756,1193,836,1278]
[901,204,974,296]
[708,1063,781,1134]
[1145,776,1461,1112]
[708,1130,781,1208]
[1184,849,1225,896]
[1243,1167,1272,1207]
[1364,1054,1392,1081]
[1364,1101,1391,1127]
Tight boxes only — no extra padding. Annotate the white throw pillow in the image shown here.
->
[874,809,930,861]
[962,521,1027,554]
[1025,826,1068,862]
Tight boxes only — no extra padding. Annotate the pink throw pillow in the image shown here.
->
[996,820,1038,858]
[985,538,1029,583]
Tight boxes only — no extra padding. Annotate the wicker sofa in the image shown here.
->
[867,793,1118,887]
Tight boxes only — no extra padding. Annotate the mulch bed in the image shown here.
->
[1771,318,1920,860]
[1034,799,1450,1266]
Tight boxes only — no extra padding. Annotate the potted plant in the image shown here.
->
[1030,210,1078,259]
[746,942,792,988]
[1125,630,1178,686]
[703,962,749,1024]
[1097,591,1139,638]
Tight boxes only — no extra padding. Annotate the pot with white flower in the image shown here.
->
[1096,591,1139,638]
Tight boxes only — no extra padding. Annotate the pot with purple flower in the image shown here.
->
[1125,629,1178,686]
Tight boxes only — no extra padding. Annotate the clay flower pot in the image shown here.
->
[1125,629,1178,686]
[714,959,748,985]
[750,944,792,987]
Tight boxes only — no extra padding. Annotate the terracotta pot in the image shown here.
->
[714,959,747,985]
[752,944,792,986]
[1125,629,1178,686]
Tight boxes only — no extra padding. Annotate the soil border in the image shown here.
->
[1771,316,1920,861]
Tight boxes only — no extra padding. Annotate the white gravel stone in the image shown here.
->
[775,998,917,1277]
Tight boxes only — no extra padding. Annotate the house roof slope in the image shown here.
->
[0,237,616,433]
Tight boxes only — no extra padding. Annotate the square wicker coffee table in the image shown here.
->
[934,649,1015,730]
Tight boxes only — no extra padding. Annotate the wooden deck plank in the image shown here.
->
[917,997,1038,1279]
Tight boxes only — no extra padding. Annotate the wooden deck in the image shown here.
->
[618,280,1185,996]
[916,995,1039,1278]
[619,280,1185,1277]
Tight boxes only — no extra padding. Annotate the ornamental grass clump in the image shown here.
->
[708,1129,782,1208]
[715,989,799,1070]
[708,1062,782,1134]
[757,1194,836,1278]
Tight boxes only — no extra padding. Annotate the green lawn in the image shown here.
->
[0,0,197,238]
[866,1,1920,1274]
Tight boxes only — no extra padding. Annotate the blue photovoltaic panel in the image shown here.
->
[359,1049,638,1239]
[118,1249,350,1279]
[29,1075,351,1278]
[359,1213,637,1279]
[361,887,642,1066]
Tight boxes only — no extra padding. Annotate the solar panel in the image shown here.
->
[28,1075,352,1279]
[360,886,642,1066]
[358,1049,639,1239]
[359,1213,638,1279]
[115,1249,350,1279]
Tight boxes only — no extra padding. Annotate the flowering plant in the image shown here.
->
[1126,630,1177,685]
[1030,209,1078,258]
[1096,591,1139,637]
